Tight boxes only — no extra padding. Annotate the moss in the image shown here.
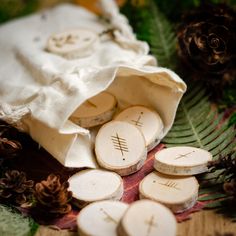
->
[0,204,38,236]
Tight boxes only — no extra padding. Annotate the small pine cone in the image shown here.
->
[0,170,34,207]
[177,3,236,86]
[0,138,22,158]
[34,174,72,215]
[0,123,22,160]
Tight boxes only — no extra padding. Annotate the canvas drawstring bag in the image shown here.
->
[0,0,186,168]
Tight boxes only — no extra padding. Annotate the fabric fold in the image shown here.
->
[0,3,186,168]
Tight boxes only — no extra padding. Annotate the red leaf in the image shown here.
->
[15,142,207,229]
[122,144,164,203]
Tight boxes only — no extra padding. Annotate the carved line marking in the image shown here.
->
[131,114,143,127]
[85,100,97,108]
[100,208,118,224]
[111,133,129,156]
[158,181,180,190]
[175,151,195,160]
[52,34,78,48]
[145,215,157,236]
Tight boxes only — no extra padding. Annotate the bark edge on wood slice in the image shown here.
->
[154,146,212,175]
[95,121,147,176]
[77,200,128,236]
[70,91,117,128]
[139,171,199,213]
[114,105,164,151]
[117,199,177,236]
[68,169,123,208]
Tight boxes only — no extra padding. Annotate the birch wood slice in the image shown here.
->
[139,171,199,213]
[114,106,164,151]
[95,121,147,176]
[117,199,176,236]
[77,200,128,236]
[70,92,117,128]
[154,146,212,175]
[68,169,123,208]
[46,28,99,59]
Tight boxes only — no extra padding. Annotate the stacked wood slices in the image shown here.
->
[67,91,212,236]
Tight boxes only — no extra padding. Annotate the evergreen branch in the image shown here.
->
[122,0,177,69]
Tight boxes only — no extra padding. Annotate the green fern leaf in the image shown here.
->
[203,200,225,209]
[199,184,223,195]
[199,170,225,180]
[229,112,236,126]
[198,193,227,201]
[122,0,177,69]
[162,84,236,213]
[163,85,236,159]
[204,199,236,221]
[0,205,38,236]
[122,0,236,216]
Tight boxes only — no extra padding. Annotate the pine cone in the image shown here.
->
[0,138,22,158]
[177,3,236,81]
[0,123,22,160]
[34,174,72,215]
[0,170,34,207]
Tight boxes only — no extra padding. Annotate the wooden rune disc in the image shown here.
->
[117,199,177,236]
[139,171,199,213]
[46,28,99,59]
[114,106,164,151]
[68,169,123,208]
[95,121,147,176]
[77,200,128,236]
[154,146,212,175]
[70,92,117,128]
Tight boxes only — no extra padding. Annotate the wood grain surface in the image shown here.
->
[35,210,236,236]
[26,1,236,235]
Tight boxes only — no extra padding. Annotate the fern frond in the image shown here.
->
[122,0,177,69]
[199,184,223,194]
[163,84,236,213]
[163,85,236,158]
[123,0,236,217]
[198,193,227,201]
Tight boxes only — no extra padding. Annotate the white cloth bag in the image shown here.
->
[0,1,186,168]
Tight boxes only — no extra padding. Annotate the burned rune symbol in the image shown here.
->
[131,112,144,127]
[111,133,129,156]
[158,181,180,190]
[145,215,157,236]
[100,208,117,224]
[52,34,78,48]
[85,100,97,108]
[175,151,195,160]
